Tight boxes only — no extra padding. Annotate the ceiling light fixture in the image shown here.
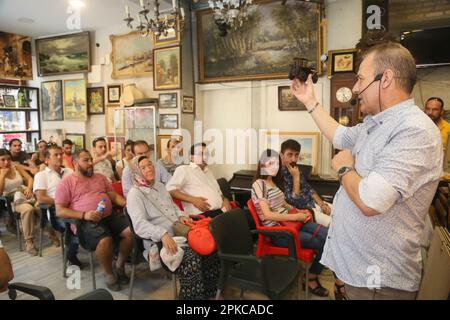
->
[70,0,86,8]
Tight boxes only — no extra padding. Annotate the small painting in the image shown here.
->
[63,79,87,121]
[107,84,122,103]
[278,86,306,111]
[87,87,105,115]
[182,96,195,114]
[0,31,33,80]
[159,92,177,108]
[153,16,181,47]
[160,114,178,129]
[153,46,181,90]
[41,80,63,120]
[65,133,85,152]
[2,95,16,108]
[328,49,357,78]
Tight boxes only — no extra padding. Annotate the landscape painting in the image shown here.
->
[197,0,321,83]
[35,31,90,76]
[63,79,87,121]
[110,31,153,79]
[0,31,33,79]
[153,46,181,90]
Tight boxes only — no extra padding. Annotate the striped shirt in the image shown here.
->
[322,99,442,292]
[251,179,287,227]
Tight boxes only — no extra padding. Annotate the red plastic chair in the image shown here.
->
[247,199,315,299]
[111,182,124,198]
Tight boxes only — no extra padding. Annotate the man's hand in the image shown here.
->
[290,74,318,109]
[222,198,232,212]
[191,197,211,212]
[331,149,355,172]
[84,210,102,223]
[179,216,193,224]
[161,233,178,255]
[320,202,331,215]
[286,163,300,179]
[23,187,33,199]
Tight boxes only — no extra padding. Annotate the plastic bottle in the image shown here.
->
[96,198,107,215]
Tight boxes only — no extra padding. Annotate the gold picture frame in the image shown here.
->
[110,31,153,79]
[157,134,183,159]
[63,79,87,121]
[266,131,320,175]
[153,46,181,90]
[153,16,181,47]
[327,49,357,79]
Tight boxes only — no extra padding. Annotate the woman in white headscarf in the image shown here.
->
[126,155,220,300]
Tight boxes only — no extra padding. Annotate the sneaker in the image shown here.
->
[26,246,38,256]
[67,256,85,270]
[113,262,130,285]
[105,274,121,292]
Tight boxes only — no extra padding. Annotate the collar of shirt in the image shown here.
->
[44,166,68,177]
[437,118,450,130]
[364,98,415,127]
[189,162,208,173]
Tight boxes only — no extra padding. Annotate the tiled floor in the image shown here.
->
[0,224,338,300]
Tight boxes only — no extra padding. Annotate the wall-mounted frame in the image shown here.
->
[266,131,320,175]
[35,31,90,77]
[328,49,357,79]
[157,134,183,160]
[160,113,179,129]
[182,96,195,114]
[153,16,181,47]
[87,87,105,115]
[153,46,181,90]
[159,92,178,108]
[41,80,63,121]
[65,133,85,152]
[63,79,87,121]
[0,31,33,80]
[107,84,122,103]
[2,95,16,108]
[278,86,306,111]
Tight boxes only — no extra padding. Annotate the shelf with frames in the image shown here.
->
[0,84,41,153]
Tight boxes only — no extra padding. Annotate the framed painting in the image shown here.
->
[41,81,63,120]
[0,31,33,80]
[159,92,177,108]
[65,133,85,152]
[105,105,125,136]
[182,96,195,114]
[87,87,105,115]
[328,49,357,79]
[278,86,306,111]
[266,131,320,175]
[43,129,65,147]
[107,136,125,161]
[35,31,90,76]
[107,84,122,103]
[157,134,182,159]
[2,95,16,108]
[197,0,322,83]
[153,46,181,90]
[63,79,87,121]
[153,16,181,47]
[110,31,153,79]
[160,114,179,129]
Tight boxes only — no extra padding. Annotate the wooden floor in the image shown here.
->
[0,221,337,300]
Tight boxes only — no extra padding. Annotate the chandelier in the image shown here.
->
[208,0,257,34]
[124,0,185,37]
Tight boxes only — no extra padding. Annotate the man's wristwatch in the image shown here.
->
[338,166,354,183]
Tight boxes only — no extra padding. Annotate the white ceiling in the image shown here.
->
[0,0,173,38]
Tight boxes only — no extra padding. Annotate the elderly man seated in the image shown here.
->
[166,142,232,218]
[55,149,132,291]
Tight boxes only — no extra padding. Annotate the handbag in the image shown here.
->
[186,217,217,255]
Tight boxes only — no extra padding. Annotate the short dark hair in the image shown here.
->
[426,97,444,110]
[280,139,301,153]
[133,140,149,153]
[190,142,207,156]
[0,148,12,157]
[9,138,22,147]
[44,145,62,158]
[92,137,106,147]
[166,137,181,149]
[137,155,148,164]
[62,139,73,146]
[125,139,134,150]
[73,149,91,162]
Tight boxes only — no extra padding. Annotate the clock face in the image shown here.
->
[336,87,352,103]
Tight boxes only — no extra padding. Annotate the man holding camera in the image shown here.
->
[291,42,442,299]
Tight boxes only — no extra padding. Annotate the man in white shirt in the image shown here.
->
[166,143,232,218]
[33,145,82,268]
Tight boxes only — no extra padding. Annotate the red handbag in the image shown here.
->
[186,217,217,255]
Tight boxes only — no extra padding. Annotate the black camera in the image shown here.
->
[288,58,318,83]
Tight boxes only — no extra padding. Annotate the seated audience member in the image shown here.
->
[55,149,133,291]
[156,138,183,178]
[166,143,232,218]
[0,149,44,256]
[116,140,134,180]
[424,97,450,154]
[62,139,75,170]
[127,156,220,299]
[29,140,48,175]
[280,139,332,227]
[251,149,347,299]
[0,240,14,292]
[122,140,171,197]
[33,145,83,267]
[8,139,33,174]
[92,137,117,183]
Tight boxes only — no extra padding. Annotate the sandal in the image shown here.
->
[302,276,329,297]
[334,283,349,300]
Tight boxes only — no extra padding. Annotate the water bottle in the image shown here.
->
[96,198,107,215]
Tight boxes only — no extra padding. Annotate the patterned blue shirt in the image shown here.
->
[281,166,316,208]
[321,99,442,292]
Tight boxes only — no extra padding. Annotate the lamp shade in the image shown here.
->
[120,84,144,107]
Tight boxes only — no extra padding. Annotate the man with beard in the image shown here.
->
[424,97,450,154]
[55,149,132,291]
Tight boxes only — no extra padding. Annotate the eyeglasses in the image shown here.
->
[46,142,58,147]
